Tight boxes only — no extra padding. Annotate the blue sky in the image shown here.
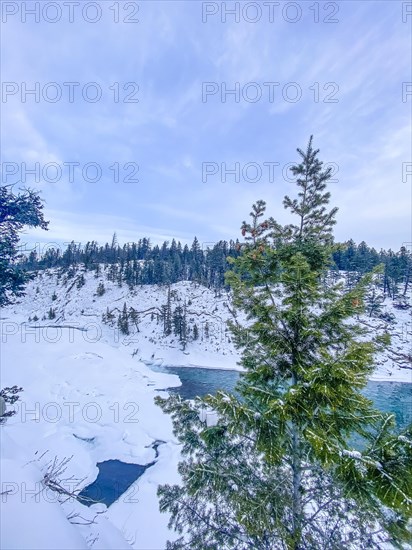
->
[1,0,411,252]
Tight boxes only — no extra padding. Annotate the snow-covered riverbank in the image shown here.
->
[0,321,182,550]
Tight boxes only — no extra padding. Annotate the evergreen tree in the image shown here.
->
[117,302,129,335]
[94,263,101,278]
[173,305,184,338]
[117,268,123,287]
[399,246,412,296]
[48,307,56,320]
[62,241,79,267]
[156,137,412,549]
[76,273,86,289]
[111,231,118,251]
[0,186,48,306]
[96,281,105,296]
[366,284,385,318]
[163,287,172,336]
[181,302,188,350]
[107,263,118,283]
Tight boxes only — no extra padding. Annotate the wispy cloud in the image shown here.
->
[1,0,410,250]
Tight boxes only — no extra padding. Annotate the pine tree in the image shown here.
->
[366,284,384,318]
[163,287,172,336]
[96,281,105,296]
[156,137,412,549]
[94,263,101,278]
[47,307,56,320]
[0,186,48,306]
[117,268,123,287]
[76,273,86,289]
[173,305,184,337]
[399,246,412,296]
[118,302,129,335]
[190,237,203,282]
[181,302,188,350]
[111,231,118,250]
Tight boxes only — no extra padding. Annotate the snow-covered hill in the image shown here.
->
[3,266,412,380]
[1,267,411,550]
[6,267,244,370]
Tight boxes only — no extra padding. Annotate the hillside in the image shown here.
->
[3,265,412,381]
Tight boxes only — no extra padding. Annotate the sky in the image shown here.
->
[1,0,411,254]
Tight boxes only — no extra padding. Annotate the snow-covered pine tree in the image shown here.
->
[165,287,173,336]
[76,273,85,289]
[96,281,105,296]
[156,137,412,549]
[0,186,48,306]
[117,302,129,335]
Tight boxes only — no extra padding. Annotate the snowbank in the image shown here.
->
[0,319,182,549]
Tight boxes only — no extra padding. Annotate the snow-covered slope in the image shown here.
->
[8,267,243,369]
[0,268,195,549]
[3,266,412,380]
[1,267,411,550]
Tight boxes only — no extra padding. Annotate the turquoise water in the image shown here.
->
[151,365,412,430]
[79,369,410,507]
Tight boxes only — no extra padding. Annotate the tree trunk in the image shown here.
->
[290,372,302,550]
[403,265,411,296]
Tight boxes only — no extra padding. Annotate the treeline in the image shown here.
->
[21,235,241,289]
[19,235,411,297]
[333,240,411,298]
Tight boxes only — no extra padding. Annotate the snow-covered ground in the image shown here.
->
[3,267,412,380]
[1,268,411,550]
[0,320,182,549]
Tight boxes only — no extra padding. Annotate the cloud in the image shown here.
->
[2,0,410,251]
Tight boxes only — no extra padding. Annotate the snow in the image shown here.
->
[341,449,362,459]
[3,267,411,380]
[368,301,412,383]
[1,305,182,549]
[0,268,411,550]
[198,408,219,427]
[1,431,88,550]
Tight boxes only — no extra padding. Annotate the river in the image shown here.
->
[149,365,412,430]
